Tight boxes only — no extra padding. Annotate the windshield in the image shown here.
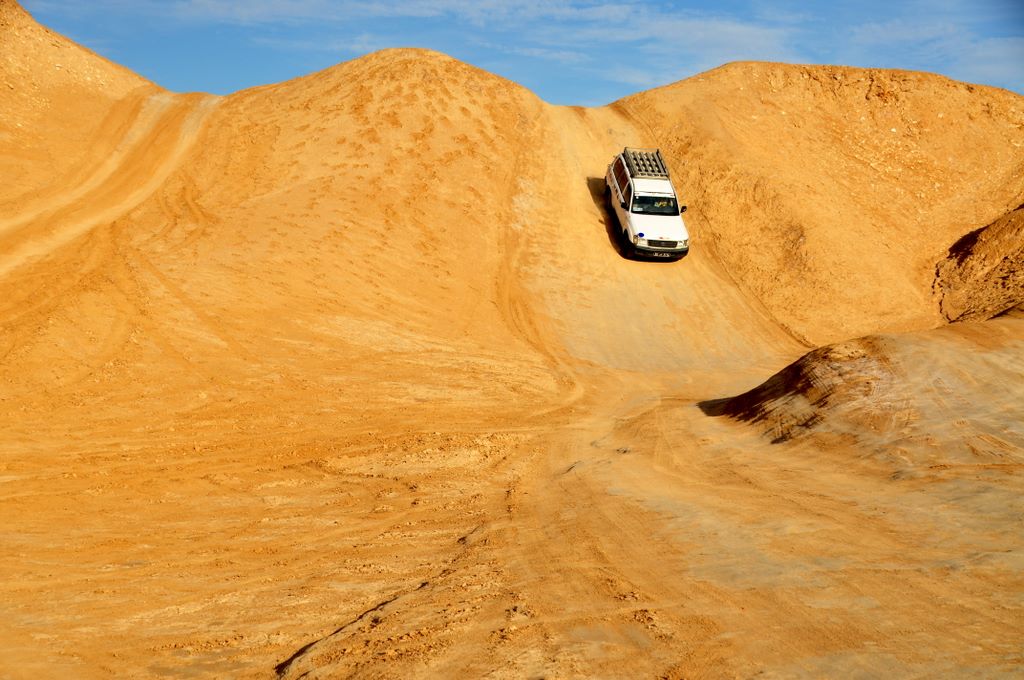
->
[631,194,678,215]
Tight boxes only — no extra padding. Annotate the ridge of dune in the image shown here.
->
[0,0,148,95]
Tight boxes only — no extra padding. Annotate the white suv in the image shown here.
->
[605,147,690,260]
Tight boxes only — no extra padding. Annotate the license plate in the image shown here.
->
[651,252,672,258]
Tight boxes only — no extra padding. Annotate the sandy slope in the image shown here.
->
[0,0,152,204]
[935,206,1024,321]
[1,2,1023,678]
[620,62,1024,343]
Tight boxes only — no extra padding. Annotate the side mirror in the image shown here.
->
[680,205,687,214]
[620,201,627,209]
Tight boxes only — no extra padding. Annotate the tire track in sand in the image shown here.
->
[0,86,161,227]
[0,92,219,278]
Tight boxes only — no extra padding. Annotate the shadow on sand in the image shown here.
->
[585,176,630,258]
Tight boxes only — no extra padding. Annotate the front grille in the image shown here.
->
[648,239,677,248]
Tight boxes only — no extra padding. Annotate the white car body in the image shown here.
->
[604,148,690,260]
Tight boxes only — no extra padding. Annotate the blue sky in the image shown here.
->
[23,0,1024,105]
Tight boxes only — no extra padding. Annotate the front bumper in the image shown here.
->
[634,245,689,259]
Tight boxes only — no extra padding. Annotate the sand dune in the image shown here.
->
[707,312,1024,460]
[935,205,1024,322]
[2,1,1023,677]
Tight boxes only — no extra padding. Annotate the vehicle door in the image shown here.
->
[611,158,630,229]
[618,181,636,237]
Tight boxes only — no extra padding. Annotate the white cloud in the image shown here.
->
[253,32,390,53]
[24,0,1023,99]
[606,65,663,88]
[842,9,1024,93]
[163,0,640,25]
[165,1,804,88]
[503,45,590,65]
[849,19,959,46]
[950,36,1024,88]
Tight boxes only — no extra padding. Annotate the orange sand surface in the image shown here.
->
[2,1,1023,677]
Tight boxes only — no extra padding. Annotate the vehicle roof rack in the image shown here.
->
[622,147,670,179]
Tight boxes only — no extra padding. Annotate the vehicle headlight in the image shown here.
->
[633,236,647,246]
[681,239,689,248]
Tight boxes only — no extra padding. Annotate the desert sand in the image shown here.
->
[2,1,1023,677]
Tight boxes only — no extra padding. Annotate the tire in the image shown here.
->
[620,229,635,258]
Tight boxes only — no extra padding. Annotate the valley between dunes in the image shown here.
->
[2,2,1023,678]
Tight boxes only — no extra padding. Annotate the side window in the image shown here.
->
[613,159,628,193]
[623,182,633,208]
